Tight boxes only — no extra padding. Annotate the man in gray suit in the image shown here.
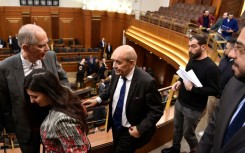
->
[0,24,70,153]
[197,26,245,153]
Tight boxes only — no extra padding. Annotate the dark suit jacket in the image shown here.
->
[197,77,245,153]
[0,51,69,144]
[106,45,113,54]
[99,67,163,144]
[99,41,106,50]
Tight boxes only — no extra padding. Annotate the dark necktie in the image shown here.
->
[29,63,35,70]
[113,77,127,130]
[223,98,245,145]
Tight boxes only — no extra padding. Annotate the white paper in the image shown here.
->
[176,67,203,87]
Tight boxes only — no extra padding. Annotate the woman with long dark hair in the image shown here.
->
[24,68,90,153]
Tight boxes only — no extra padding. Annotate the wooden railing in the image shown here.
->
[125,18,223,70]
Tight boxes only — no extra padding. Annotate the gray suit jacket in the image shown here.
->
[99,67,163,146]
[197,77,245,153]
[0,51,69,143]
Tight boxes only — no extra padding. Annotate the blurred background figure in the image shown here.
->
[106,43,113,59]
[76,65,85,88]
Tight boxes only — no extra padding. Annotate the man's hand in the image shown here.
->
[129,126,140,138]
[183,80,193,91]
[172,81,181,91]
[227,29,233,33]
[82,99,98,108]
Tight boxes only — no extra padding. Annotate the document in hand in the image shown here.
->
[176,67,203,87]
[221,25,230,31]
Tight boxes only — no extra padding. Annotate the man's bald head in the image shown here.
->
[112,45,137,63]
[111,45,137,76]
[18,24,47,47]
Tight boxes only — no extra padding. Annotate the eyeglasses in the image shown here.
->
[234,43,245,54]
[224,46,233,51]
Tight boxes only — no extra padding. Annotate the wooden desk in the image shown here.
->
[0,48,11,55]
[70,45,84,48]
[0,54,13,61]
[74,87,93,99]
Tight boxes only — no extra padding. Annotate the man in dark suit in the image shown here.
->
[12,34,21,53]
[0,38,6,48]
[0,24,70,153]
[87,55,94,76]
[106,43,113,59]
[83,45,163,153]
[99,37,106,58]
[197,26,245,153]
[8,35,13,53]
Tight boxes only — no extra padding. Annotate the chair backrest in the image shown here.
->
[54,47,60,53]
[61,48,67,52]
[81,48,86,52]
[74,48,80,52]
[87,48,93,52]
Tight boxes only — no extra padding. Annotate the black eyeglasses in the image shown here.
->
[234,41,245,54]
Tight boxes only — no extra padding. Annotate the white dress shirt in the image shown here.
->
[96,67,135,128]
[20,52,43,76]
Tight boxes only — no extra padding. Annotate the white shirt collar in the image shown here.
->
[122,67,135,81]
[20,52,34,69]
[20,52,42,76]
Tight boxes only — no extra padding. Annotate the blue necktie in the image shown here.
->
[223,98,245,145]
[113,77,127,130]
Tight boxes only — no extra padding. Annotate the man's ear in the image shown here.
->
[22,44,29,52]
[201,44,206,51]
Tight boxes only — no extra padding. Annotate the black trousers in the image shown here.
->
[19,129,44,153]
[112,126,153,153]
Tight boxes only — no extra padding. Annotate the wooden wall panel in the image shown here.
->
[5,18,22,37]
[0,6,132,53]
[22,16,31,25]
[218,0,243,18]
[0,8,3,39]
[59,17,74,38]
[73,9,84,45]
[32,16,52,38]
[100,12,134,50]
[0,7,22,43]
[51,16,59,39]
[91,17,101,48]
[129,41,176,88]
[83,10,92,48]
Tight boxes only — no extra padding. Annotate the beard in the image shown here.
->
[234,74,245,82]
[189,51,202,59]
[233,66,245,82]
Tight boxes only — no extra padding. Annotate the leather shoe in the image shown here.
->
[161,146,180,153]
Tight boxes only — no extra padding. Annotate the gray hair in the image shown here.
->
[18,24,46,48]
